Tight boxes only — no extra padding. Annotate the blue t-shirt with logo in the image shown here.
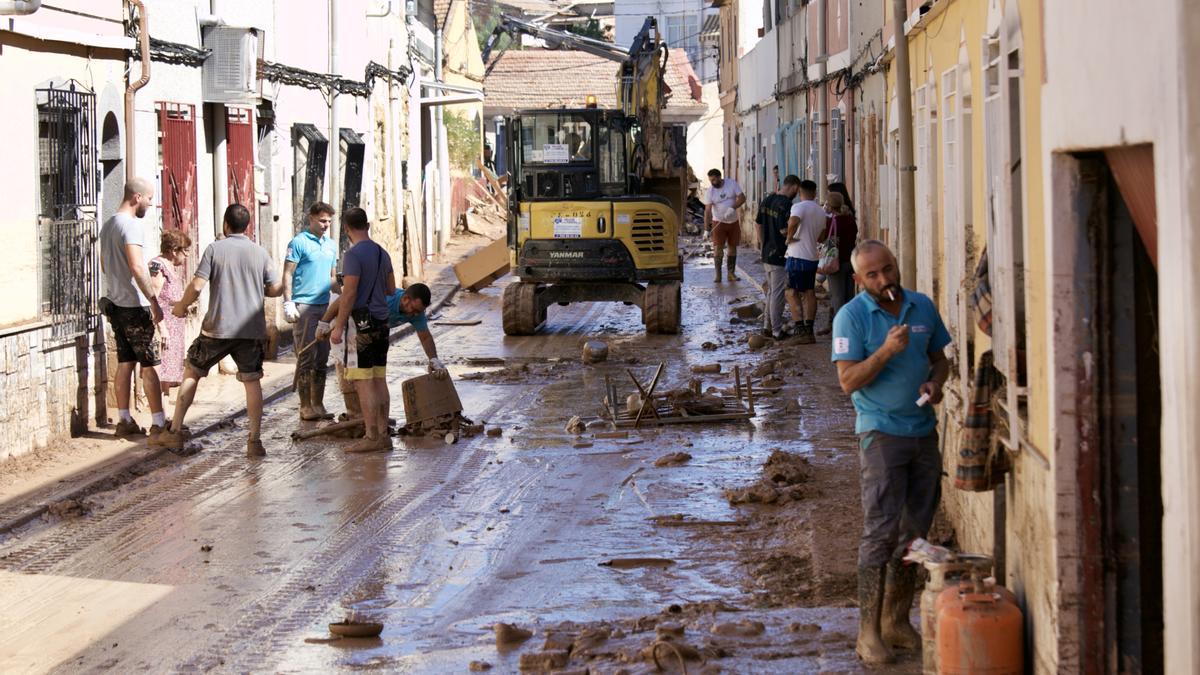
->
[831,288,951,437]
[386,290,429,332]
[284,230,338,305]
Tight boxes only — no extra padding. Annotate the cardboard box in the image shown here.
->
[401,374,463,424]
[453,237,511,291]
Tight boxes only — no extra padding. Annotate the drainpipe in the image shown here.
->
[328,0,341,248]
[387,35,406,272]
[891,0,916,283]
[817,0,828,197]
[209,2,227,235]
[0,0,41,14]
[124,0,150,181]
[434,25,450,253]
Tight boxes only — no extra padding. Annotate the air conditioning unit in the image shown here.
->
[202,26,263,105]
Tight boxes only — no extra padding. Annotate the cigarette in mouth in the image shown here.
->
[886,289,896,301]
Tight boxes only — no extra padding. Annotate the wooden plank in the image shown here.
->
[612,412,752,428]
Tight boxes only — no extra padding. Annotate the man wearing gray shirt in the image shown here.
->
[99,177,167,437]
[152,204,283,457]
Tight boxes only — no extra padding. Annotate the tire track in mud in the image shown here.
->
[175,386,546,672]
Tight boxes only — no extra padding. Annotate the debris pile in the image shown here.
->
[603,363,756,427]
[487,602,758,673]
[724,449,811,505]
[398,411,480,439]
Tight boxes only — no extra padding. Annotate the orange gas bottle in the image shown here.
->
[936,573,1023,674]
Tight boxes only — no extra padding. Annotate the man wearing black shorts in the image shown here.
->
[152,204,283,457]
[330,207,397,453]
[99,177,166,437]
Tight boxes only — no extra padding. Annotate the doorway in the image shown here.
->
[1069,150,1163,673]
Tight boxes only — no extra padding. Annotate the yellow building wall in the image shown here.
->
[443,0,485,166]
[0,37,125,328]
[885,0,1056,670]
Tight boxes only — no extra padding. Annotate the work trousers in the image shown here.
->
[857,429,942,567]
[827,268,856,318]
[293,303,331,382]
[762,262,787,333]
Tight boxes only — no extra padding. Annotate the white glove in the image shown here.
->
[428,357,447,379]
[315,320,332,341]
[283,301,300,323]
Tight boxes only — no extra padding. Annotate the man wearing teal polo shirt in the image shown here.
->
[284,202,340,421]
[831,239,950,666]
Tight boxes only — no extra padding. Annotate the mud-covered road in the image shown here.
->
[0,251,920,673]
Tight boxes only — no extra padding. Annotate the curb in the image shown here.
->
[0,279,463,536]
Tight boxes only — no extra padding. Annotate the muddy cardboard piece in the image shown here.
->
[454,238,510,291]
[401,374,464,426]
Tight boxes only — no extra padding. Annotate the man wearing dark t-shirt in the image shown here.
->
[756,175,801,338]
[331,208,397,453]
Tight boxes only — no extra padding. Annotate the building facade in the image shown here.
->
[881,0,1200,672]
[615,0,719,84]
[0,0,423,459]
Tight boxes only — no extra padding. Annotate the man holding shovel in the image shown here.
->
[283,201,340,421]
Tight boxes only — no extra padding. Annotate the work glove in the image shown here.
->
[315,321,332,341]
[283,301,300,323]
[428,357,448,379]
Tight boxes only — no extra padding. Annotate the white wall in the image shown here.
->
[1040,1,1199,672]
[687,81,724,179]
[735,27,776,110]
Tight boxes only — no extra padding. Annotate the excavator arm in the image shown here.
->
[482,14,673,178]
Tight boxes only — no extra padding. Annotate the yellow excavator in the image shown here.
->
[482,16,687,335]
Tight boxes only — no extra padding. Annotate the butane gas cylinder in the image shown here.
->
[921,555,993,674]
[936,572,1023,674]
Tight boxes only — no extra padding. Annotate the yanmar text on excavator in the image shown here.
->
[484,16,687,335]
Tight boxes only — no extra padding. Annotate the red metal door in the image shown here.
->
[226,106,256,240]
[158,102,199,271]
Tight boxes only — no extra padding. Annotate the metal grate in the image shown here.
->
[631,211,667,252]
[36,83,99,341]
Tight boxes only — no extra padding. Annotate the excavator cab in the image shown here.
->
[501,107,682,335]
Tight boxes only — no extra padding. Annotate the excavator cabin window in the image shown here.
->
[516,110,627,200]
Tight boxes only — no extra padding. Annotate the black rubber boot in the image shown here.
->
[856,565,895,665]
[727,254,739,281]
[881,558,922,650]
[713,251,724,282]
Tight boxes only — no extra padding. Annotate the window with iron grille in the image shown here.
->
[36,82,99,342]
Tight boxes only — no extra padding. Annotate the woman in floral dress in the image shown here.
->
[149,229,191,396]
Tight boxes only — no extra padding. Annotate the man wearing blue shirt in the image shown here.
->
[283,202,340,421]
[831,240,950,665]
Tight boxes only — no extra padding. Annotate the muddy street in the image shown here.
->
[0,253,919,673]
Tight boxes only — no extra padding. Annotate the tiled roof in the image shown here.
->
[484,47,708,119]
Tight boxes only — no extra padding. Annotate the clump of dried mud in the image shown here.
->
[723,449,811,505]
